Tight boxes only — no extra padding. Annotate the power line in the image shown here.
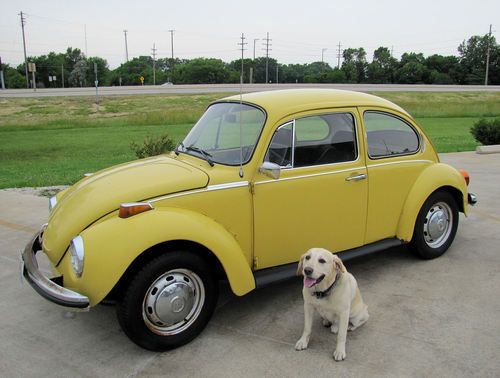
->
[19,11,29,88]
[263,32,272,83]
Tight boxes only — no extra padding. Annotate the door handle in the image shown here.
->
[345,173,367,182]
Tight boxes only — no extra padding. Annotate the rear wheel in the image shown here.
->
[116,251,218,351]
[410,191,459,259]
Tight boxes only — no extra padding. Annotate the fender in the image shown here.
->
[396,163,468,242]
[59,207,256,306]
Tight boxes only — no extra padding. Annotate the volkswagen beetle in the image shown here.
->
[22,89,476,350]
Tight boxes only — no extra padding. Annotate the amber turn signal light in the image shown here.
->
[459,169,470,186]
[119,202,153,218]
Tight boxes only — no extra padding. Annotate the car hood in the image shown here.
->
[43,156,209,263]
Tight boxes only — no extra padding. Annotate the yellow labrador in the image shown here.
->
[295,248,369,361]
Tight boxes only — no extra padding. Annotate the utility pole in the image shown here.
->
[322,48,327,72]
[391,45,394,58]
[263,32,272,83]
[276,65,279,84]
[151,42,157,85]
[485,24,492,86]
[253,38,259,60]
[336,41,342,69]
[0,56,5,89]
[169,30,175,60]
[61,64,64,88]
[19,11,29,88]
[84,24,88,56]
[238,33,247,85]
[123,30,129,62]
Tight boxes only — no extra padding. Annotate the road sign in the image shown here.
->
[28,62,36,72]
[140,76,144,85]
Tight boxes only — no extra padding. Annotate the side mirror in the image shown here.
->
[259,162,281,179]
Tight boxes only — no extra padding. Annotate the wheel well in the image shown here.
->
[436,185,464,213]
[105,240,227,302]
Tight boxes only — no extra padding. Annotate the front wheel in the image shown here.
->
[117,251,218,351]
[410,191,459,259]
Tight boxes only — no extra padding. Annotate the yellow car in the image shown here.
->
[22,89,476,350]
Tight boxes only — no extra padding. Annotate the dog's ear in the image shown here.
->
[296,254,305,276]
[332,254,346,273]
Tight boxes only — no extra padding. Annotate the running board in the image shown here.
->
[253,238,405,289]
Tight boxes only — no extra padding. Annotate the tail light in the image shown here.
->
[459,169,470,186]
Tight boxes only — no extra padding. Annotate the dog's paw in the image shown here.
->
[295,338,308,351]
[333,348,346,361]
[322,318,332,328]
[330,323,339,334]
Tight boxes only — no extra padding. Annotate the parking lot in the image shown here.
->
[1,151,499,377]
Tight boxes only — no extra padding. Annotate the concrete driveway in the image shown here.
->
[1,152,499,377]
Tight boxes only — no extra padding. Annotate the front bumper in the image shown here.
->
[21,225,90,310]
[468,193,478,206]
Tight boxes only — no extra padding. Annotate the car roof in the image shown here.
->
[221,89,410,117]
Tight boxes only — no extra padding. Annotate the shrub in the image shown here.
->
[131,133,176,159]
[470,118,500,145]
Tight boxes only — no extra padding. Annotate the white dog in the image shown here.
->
[295,248,369,361]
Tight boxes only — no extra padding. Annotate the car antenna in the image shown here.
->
[238,33,247,178]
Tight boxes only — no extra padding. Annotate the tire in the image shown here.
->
[116,251,218,351]
[410,190,459,259]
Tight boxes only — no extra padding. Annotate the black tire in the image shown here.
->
[116,251,218,351]
[410,190,459,259]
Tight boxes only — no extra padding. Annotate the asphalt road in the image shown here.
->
[1,83,500,98]
[1,152,499,377]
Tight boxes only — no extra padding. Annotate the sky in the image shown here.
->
[0,0,498,69]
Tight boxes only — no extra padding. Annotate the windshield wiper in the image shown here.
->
[174,141,185,155]
[186,145,215,167]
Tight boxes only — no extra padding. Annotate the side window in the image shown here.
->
[294,113,357,168]
[264,113,357,169]
[265,123,293,167]
[364,112,419,158]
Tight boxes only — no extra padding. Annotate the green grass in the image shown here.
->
[0,92,499,188]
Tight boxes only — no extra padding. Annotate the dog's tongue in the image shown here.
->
[304,277,317,288]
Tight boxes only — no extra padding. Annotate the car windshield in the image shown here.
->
[179,102,266,166]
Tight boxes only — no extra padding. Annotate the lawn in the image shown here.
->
[0,91,499,188]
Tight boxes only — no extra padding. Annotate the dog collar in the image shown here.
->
[313,272,340,299]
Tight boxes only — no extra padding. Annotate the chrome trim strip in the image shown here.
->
[367,160,433,169]
[150,181,249,203]
[255,166,363,185]
[21,226,90,310]
[120,202,154,209]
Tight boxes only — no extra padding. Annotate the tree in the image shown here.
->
[69,60,87,87]
[459,34,499,84]
[86,57,110,86]
[1,63,25,88]
[367,47,398,83]
[173,58,231,84]
[395,53,429,83]
[341,48,367,83]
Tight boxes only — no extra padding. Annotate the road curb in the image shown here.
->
[476,145,500,154]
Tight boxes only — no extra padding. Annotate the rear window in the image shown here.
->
[364,112,419,158]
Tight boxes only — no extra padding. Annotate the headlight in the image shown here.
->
[49,196,57,212]
[69,236,85,277]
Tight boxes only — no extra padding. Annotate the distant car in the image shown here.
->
[22,89,476,351]
[161,81,173,86]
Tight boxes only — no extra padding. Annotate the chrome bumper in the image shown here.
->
[468,193,477,206]
[21,226,90,310]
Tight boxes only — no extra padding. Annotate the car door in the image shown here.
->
[252,109,368,270]
[361,108,431,244]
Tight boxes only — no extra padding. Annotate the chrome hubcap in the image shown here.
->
[423,201,453,248]
[143,269,205,336]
